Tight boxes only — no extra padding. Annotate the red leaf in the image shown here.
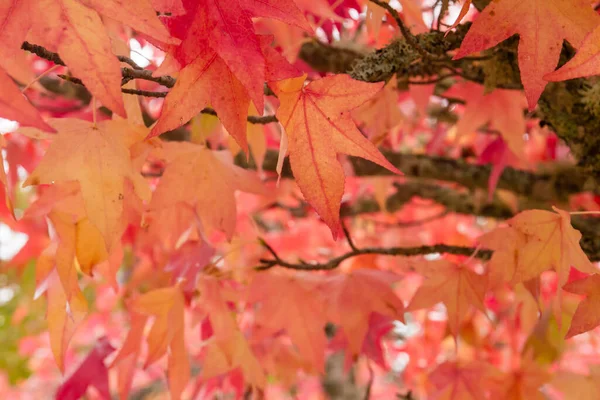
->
[454,0,599,109]
[0,67,55,132]
[275,74,400,238]
[55,337,115,400]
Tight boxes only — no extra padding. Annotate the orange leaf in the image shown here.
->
[48,211,90,308]
[1,0,179,116]
[198,278,266,389]
[444,82,527,157]
[275,74,400,238]
[132,286,189,400]
[453,0,600,109]
[478,226,531,288]
[149,36,300,152]
[0,67,55,132]
[406,260,487,335]
[353,79,405,143]
[545,26,600,81]
[563,275,600,338]
[323,269,405,358]
[29,0,126,116]
[508,206,597,287]
[551,367,600,400]
[489,354,552,400]
[149,46,251,149]
[22,119,151,250]
[47,271,87,373]
[428,361,500,400]
[79,0,178,45]
[248,271,329,372]
[149,142,264,240]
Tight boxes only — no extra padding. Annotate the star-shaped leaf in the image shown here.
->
[454,0,600,109]
[22,119,151,250]
[149,142,264,240]
[275,74,400,238]
[406,260,487,335]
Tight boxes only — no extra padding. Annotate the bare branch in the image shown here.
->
[257,241,491,271]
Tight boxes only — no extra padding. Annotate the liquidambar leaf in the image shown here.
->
[453,0,600,109]
[47,271,87,373]
[149,142,264,240]
[563,275,600,338]
[248,271,330,372]
[406,260,487,335]
[22,119,151,250]
[508,207,597,287]
[443,82,527,157]
[275,74,400,238]
[323,269,405,359]
[132,286,189,400]
[0,67,55,132]
[428,361,500,400]
[545,25,600,81]
[54,337,115,400]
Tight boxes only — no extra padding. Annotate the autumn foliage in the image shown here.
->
[2,0,600,399]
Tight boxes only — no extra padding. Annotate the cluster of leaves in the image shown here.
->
[1,0,600,399]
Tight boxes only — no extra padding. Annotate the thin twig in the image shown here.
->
[121,88,166,97]
[256,241,491,271]
[369,0,444,61]
[341,220,359,252]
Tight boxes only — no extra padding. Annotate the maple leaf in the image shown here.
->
[198,278,266,389]
[488,354,552,400]
[545,25,600,82]
[522,293,581,364]
[275,74,400,238]
[132,285,190,400]
[46,271,88,373]
[444,82,527,157]
[563,275,600,338]
[26,182,132,294]
[149,142,264,240]
[406,260,487,335]
[428,361,500,400]
[0,0,179,116]
[508,206,597,287]
[21,119,151,250]
[78,0,176,44]
[2,134,46,209]
[353,79,405,143]
[166,0,308,78]
[110,312,148,400]
[323,269,405,359]
[478,137,521,200]
[478,226,532,288]
[552,367,600,400]
[0,67,55,132]
[248,271,330,371]
[453,0,600,109]
[149,35,300,152]
[166,240,215,296]
[54,336,115,400]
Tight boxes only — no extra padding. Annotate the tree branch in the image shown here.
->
[268,182,600,262]
[257,241,490,271]
[296,20,600,180]
[242,150,598,202]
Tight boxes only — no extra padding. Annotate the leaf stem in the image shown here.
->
[21,65,61,93]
